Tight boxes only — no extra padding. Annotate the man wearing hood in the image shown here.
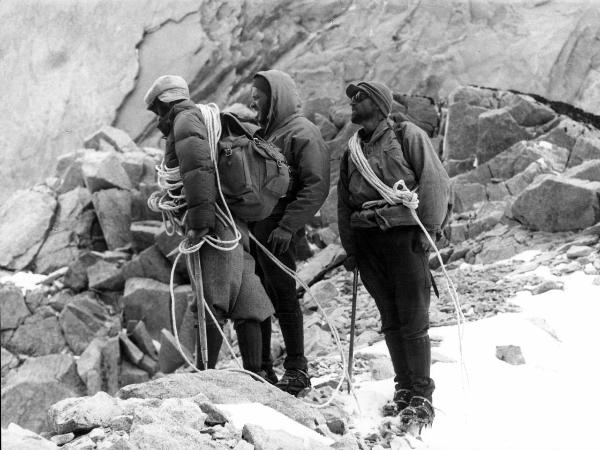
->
[144,75,274,377]
[250,70,330,395]
[337,81,450,428]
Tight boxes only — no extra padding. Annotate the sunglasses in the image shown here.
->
[351,90,369,104]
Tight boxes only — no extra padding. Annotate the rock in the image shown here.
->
[194,400,231,426]
[330,433,361,450]
[87,260,125,291]
[297,244,346,288]
[444,158,476,177]
[4,312,67,356]
[117,151,156,188]
[158,328,193,374]
[1,354,84,433]
[0,188,57,270]
[566,245,594,259]
[35,187,94,274]
[444,102,488,162]
[129,398,210,449]
[1,423,58,450]
[77,337,104,395]
[24,288,48,312]
[314,113,338,140]
[504,158,553,196]
[101,336,121,395]
[370,357,395,381]
[242,422,330,450]
[120,360,150,387]
[59,294,120,355]
[129,321,159,360]
[501,93,555,127]
[563,159,600,182]
[302,280,339,310]
[495,345,526,365]
[476,108,533,164]
[475,235,527,264]
[568,136,600,168]
[49,391,146,434]
[328,105,350,129]
[88,427,106,442]
[121,245,178,284]
[51,433,75,446]
[118,371,326,430]
[532,280,564,295]
[1,347,19,378]
[512,176,600,232]
[392,93,439,137]
[84,126,138,153]
[48,290,75,312]
[130,221,163,253]
[80,152,133,193]
[92,189,132,250]
[0,283,30,330]
[120,331,144,365]
[313,227,339,248]
[109,415,134,432]
[535,117,591,152]
[452,182,487,213]
[122,278,188,340]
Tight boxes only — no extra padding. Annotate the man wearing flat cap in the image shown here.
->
[249,70,330,395]
[144,75,274,378]
[337,81,450,428]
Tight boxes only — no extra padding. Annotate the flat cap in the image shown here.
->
[144,75,190,109]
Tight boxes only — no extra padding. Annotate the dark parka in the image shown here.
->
[255,70,330,232]
[161,99,217,232]
[337,119,450,258]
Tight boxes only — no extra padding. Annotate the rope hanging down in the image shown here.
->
[349,132,468,386]
[148,104,360,410]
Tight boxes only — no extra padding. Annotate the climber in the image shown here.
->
[337,80,450,427]
[249,70,330,395]
[144,75,275,378]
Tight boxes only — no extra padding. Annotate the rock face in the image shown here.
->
[512,176,600,232]
[2,0,599,196]
[92,188,132,250]
[0,188,57,270]
[0,284,30,330]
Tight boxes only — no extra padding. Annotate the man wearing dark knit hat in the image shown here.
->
[249,69,330,395]
[337,80,450,428]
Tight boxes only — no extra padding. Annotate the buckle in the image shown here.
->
[224,146,232,156]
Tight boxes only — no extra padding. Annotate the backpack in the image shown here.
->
[216,112,290,222]
[391,119,454,238]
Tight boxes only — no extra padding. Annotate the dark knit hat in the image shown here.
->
[346,81,393,116]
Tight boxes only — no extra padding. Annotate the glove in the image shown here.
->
[343,255,357,272]
[419,231,436,253]
[267,227,293,255]
[186,228,209,247]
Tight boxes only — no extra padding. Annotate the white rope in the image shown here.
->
[349,131,467,385]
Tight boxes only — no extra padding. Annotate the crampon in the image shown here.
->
[399,396,434,435]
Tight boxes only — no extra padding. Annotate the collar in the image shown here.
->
[157,100,197,136]
[358,119,390,144]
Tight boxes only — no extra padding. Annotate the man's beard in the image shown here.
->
[351,108,371,124]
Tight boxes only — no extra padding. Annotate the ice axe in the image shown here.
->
[347,266,359,393]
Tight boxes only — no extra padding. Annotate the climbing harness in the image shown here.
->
[149,103,360,410]
[348,132,467,387]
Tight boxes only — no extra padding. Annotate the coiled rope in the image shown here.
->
[149,103,359,410]
[349,132,467,386]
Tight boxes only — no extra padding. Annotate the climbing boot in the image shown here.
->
[382,388,412,417]
[400,396,435,432]
[262,366,279,385]
[275,368,311,396]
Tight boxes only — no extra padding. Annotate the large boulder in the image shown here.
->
[500,92,556,127]
[117,151,156,188]
[118,371,326,430]
[1,354,85,433]
[35,187,93,274]
[84,125,138,153]
[0,423,58,450]
[59,294,120,355]
[1,347,19,379]
[122,278,189,341]
[512,176,600,231]
[121,245,179,284]
[92,188,132,250]
[4,311,67,356]
[0,284,30,330]
[476,108,533,164]
[568,136,600,168]
[443,101,488,163]
[563,160,600,182]
[0,188,57,270]
[81,151,132,193]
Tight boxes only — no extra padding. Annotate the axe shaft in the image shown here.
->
[347,266,359,393]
